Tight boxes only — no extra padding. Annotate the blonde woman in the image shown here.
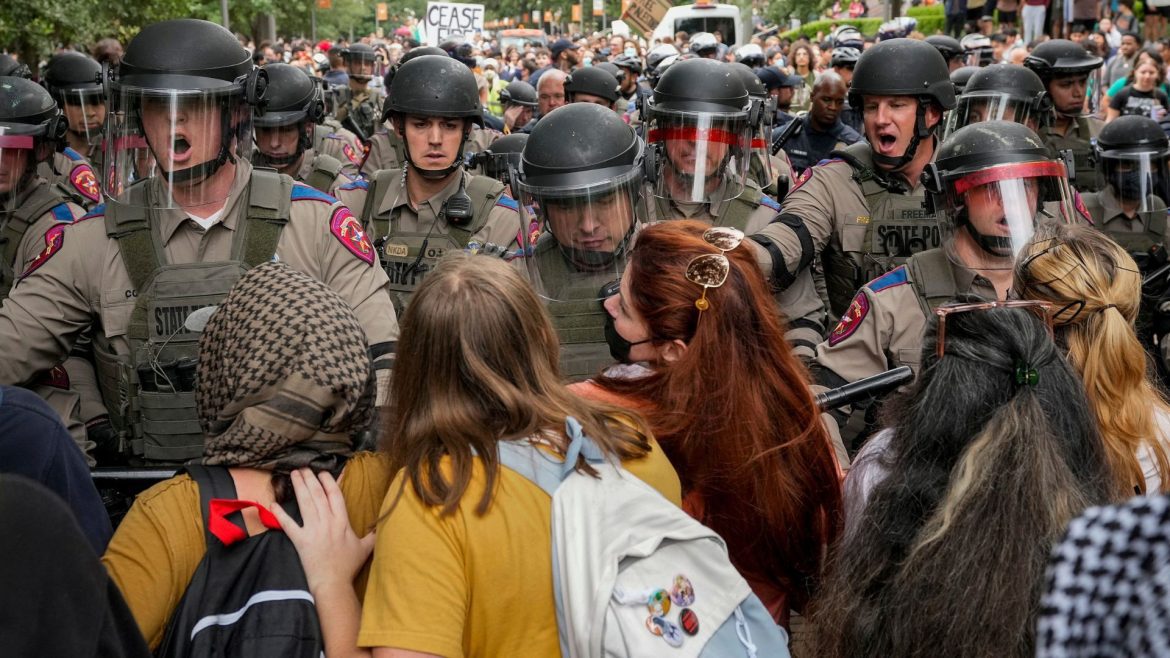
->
[1016,223,1170,496]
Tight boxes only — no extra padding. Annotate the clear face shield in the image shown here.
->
[59,89,106,150]
[104,87,253,209]
[647,107,752,208]
[0,126,41,214]
[938,160,1074,270]
[1100,150,1170,213]
[944,92,1049,138]
[746,95,775,187]
[346,55,381,84]
[252,116,308,169]
[518,167,644,302]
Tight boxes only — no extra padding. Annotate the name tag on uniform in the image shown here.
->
[384,243,410,258]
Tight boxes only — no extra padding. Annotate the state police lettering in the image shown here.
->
[875,224,941,257]
[154,304,214,338]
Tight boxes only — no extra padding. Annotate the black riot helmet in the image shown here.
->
[252,63,324,166]
[1094,115,1170,209]
[341,42,379,82]
[849,38,956,171]
[613,53,644,75]
[926,35,964,68]
[471,132,528,184]
[646,43,680,87]
[596,61,623,80]
[564,67,621,105]
[384,45,447,89]
[951,66,980,94]
[42,52,104,103]
[0,55,30,79]
[499,80,538,108]
[924,121,1074,269]
[646,58,755,208]
[945,64,1052,136]
[385,54,482,179]
[1024,39,1104,81]
[519,102,646,272]
[0,77,66,202]
[105,19,267,207]
[42,52,106,146]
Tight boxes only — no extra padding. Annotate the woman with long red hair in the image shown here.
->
[576,219,843,627]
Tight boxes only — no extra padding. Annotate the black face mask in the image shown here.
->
[1116,170,1154,200]
[603,311,653,363]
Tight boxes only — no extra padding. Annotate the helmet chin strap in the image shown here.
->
[871,99,932,172]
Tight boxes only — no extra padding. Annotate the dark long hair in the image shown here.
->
[595,220,842,612]
[813,297,1112,658]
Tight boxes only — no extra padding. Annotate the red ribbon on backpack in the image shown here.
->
[208,499,284,546]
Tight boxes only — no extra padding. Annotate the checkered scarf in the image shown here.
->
[1037,493,1170,657]
[196,262,374,471]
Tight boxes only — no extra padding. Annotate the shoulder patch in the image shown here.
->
[759,195,781,212]
[828,292,870,347]
[49,203,75,222]
[341,142,364,166]
[791,167,813,192]
[291,184,339,204]
[338,179,369,192]
[69,163,101,203]
[63,146,84,162]
[329,206,375,265]
[495,195,520,212]
[869,266,909,294]
[19,223,67,279]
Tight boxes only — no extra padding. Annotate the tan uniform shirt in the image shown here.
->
[0,161,399,391]
[1086,186,1170,238]
[648,191,827,359]
[315,122,366,178]
[367,168,523,310]
[814,256,997,384]
[293,148,361,196]
[5,184,93,456]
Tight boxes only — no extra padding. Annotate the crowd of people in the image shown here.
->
[7,7,1170,657]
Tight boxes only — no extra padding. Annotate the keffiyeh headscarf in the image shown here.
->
[1037,493,1170,657]
[196,262,374,471]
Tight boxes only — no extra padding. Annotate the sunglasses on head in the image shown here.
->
[685,227,744,313]
[933,299,1055,360]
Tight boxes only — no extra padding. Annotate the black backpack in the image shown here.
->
[156,465,325,658]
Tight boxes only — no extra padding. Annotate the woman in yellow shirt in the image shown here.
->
[277,253,682,658]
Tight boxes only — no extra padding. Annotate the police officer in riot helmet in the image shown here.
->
[363,45,448,174]
[336,42,383,143]
[645,44,680,89]
[498,80,538,133]
[960,33,994,67]
[944,63,1053,136]
[0,77,99,458]
[814,121,1075,445]
[690,33,719,59]
[0,19,399,466]
[565,67,622,110]
[750,38,957,318]
[951,66,980,95]
[730,62,790,199]
[830,47,862,132]
[470,132,527,193]
[1024,39,1105,192]
[0,54,30,79]
[926,34,966,72]
[1080,116,1170,269]
[517,103,646,378]
[644,57,828,359]
[42,52,106,164]
[363,54,521,313]
[252,63,357,194]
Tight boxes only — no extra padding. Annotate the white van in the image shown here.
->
[650,2,752,49]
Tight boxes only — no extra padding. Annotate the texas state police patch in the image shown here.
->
[71,164,101,204]
[828,292,870,346]
[342,143,363,166]
[20,223,67,279]
[329,207,375,265]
